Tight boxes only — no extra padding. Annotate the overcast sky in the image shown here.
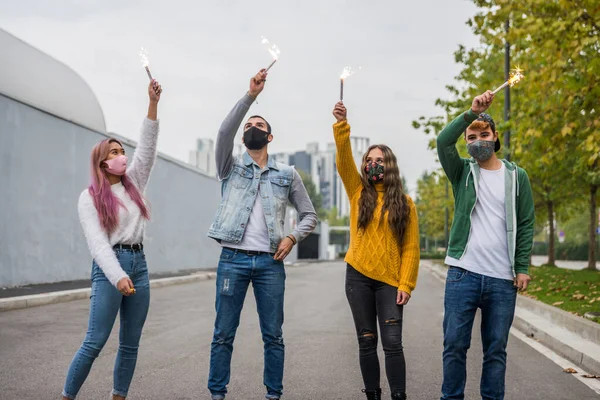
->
[0,0,479,195]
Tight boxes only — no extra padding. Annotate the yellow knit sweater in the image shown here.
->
[333,120,420,294]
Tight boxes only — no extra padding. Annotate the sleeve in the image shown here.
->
[288,169,318,242]
[436,109,478,184]
[514,168,535,274]
[333,120,362,197]
[78,191,128,287]
[215,93,255,180]
[397,197,421,295]
[126,118,160,191]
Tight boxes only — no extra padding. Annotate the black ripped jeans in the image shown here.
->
[345,264,406,394]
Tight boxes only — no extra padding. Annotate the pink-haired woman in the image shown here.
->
[62,80,162,400]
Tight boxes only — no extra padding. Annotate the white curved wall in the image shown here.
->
[0,28,106,133]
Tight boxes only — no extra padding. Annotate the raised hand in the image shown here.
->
[249,69,268,98]
[149,79,162,103]
[333,101,347,122]
[471,90,494,114]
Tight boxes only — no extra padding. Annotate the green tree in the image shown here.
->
[297,170,327,220]
[416,170,454,245]
[413,0,600,269]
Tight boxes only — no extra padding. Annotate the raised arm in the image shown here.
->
[332,102,362,197]
[436,91,494,184]
[216,69,267,180]
[127,80,162,191]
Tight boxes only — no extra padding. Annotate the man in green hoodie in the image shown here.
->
[437,90,535,400]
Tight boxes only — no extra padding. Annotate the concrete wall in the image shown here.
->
[0,94,223,287]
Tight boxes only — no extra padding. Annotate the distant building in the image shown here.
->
[189,138,217,177]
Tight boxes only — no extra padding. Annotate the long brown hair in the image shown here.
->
[358,144,410,245]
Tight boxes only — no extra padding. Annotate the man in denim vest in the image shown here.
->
[207,69,318,400]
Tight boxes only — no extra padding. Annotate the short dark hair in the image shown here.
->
[248,115,272,134]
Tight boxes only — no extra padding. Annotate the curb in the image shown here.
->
[511,312,600,374]
[0,272,217,313]
[421,260,600,374]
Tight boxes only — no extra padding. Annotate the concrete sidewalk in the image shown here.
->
[0,261,317,312]
[422,260,600,376]
[0,272,218,312]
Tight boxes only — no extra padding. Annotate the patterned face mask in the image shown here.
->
[467,140,495,162]
[364,162,384,183]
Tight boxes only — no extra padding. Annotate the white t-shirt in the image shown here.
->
[446,163,513,280]
[221,185,271,253]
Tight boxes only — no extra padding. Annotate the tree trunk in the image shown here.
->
[547,200,556,266]
[588,184,598,271]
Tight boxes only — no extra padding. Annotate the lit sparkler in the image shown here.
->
[261,36,281,71]
[340,66,361,101]
[139,47,153,81]
[492,66,524,94]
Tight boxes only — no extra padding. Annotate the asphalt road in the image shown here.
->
[1,262,598,399]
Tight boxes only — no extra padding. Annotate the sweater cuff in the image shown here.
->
[514,265,530,275]
[110,271,130,288]
[143,116,160,128]
[244,92,257,103]
[397,284,413,295]
[463,109,479,123]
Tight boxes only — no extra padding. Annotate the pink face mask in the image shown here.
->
[104,155,128,176]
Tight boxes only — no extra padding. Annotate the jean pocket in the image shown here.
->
[220,248,236,261]
[446,267,467,282]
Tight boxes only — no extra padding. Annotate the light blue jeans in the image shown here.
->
[208,247,286,399]
[62,248,150,399]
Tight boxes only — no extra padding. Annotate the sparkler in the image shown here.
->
[492,67,524,94]
[340,66,361,101]
[261,36,281,72]
[139,47,153,81]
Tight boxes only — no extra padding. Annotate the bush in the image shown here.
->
[420,252,446,260]
[532,241,600,261]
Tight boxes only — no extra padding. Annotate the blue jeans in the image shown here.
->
[63,249,150,399]
[208,248,286,399]
[441,267,517,400]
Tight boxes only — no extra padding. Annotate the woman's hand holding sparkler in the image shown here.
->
[147,80,162,121]
[332,101,347,122]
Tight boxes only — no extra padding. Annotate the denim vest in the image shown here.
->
[208,152,294,252]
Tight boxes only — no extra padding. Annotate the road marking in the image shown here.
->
[510,328,600,395]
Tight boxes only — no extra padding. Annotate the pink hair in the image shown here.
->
[88,139,150,234]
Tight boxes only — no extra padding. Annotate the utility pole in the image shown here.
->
[504,19,511,161]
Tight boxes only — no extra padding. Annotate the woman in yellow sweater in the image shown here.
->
[332,101,420,400]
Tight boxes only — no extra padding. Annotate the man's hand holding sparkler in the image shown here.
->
[249,69,268,99]
[471,90,494,115]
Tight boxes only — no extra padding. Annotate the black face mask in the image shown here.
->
[243,126,270,150]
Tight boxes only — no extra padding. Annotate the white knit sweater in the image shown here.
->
[78,118,159,286]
